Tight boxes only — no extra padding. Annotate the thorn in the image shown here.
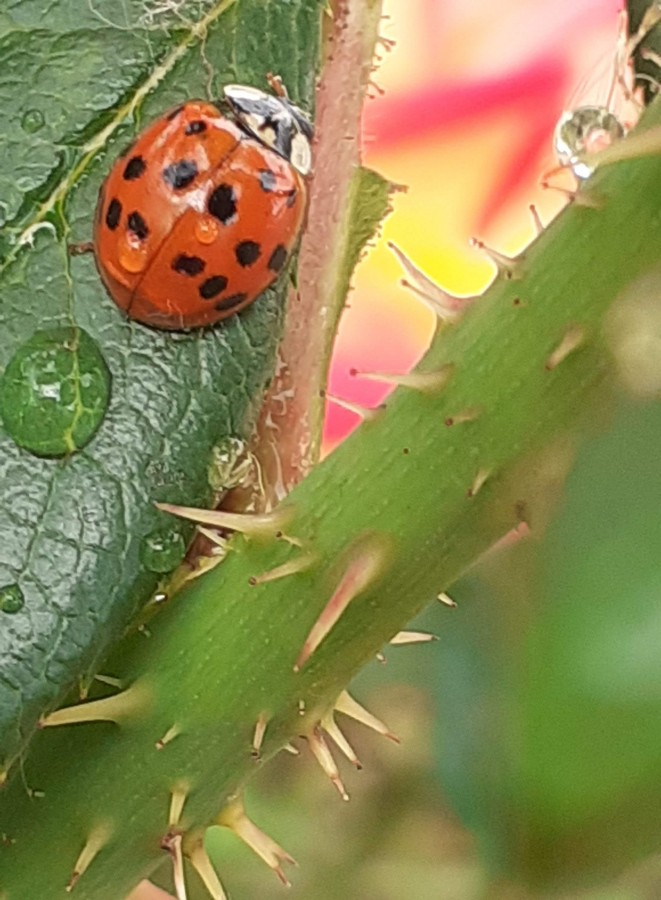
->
[195,526,230,548]
[252,713,269,758]
[540,178,577,202]
[169,784,188,828]
[156,724,182,751]
[249,551,316,586]
[167,833,188,900]
[389,631,438,645]
[306,727,349,800]
[188,843,228,900]
[321,714,362,769]
[377,35,396,51]
[470,238,521,280]
[350,365,453,394]
[437,592,457,608]
[388,241,472,320]
[282,742,300,755]
[298,699,306,716]
[40,682,148,729]
[294,534,391,671]
[376,651,386,663]
[529,204,544,235]
[335,690,399,744]
[545,326,586,371]
[322,391,385,423]
[155,502,293,539]
[544,169,605,207]
[66,824,112,892]
[275,530,304,548]
[467,467,491,498]
[444,407,480,427]
[217,795,296,884]
[94,674,123,690]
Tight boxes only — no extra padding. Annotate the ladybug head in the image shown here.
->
[223,84,313,176]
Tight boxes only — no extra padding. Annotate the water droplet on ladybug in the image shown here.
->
[194,216,219,245]
[118,235,148,273]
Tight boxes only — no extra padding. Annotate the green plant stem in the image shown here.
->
[1,100,661,900]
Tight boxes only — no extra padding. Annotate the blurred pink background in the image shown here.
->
[323,0,623,451]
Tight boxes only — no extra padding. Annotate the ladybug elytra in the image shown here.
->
[93,84,312,330]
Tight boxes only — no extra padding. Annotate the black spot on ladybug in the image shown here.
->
[235,240,261,267]
[163,160,198,190]
[215,292,248,311]
[207,183,237,224]
[286,189,297,208]
[185,120,207,135]
[172,254,206,276]
[259,170,277,192]
[123,155,147,181]
[127,211,149,240]
[166,105,184,120]
[199,275,228,300]
[268,244,287,273]
[105,198,122,230]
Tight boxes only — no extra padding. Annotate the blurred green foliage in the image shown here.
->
[176,394,661,900]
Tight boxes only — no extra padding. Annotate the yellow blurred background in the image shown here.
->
[325,0,621,449]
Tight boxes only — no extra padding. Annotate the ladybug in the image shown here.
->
[93,84,313,330]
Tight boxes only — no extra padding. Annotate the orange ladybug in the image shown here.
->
[93,85,312,330]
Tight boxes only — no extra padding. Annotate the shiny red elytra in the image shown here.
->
[93,86,312,330]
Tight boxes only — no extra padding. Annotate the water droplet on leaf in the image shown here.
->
[0,584,24,614]
[0,327,111,457]
[21,109,45,134]
[140,527,186,574]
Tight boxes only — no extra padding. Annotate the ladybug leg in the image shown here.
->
[266,72,288,99]
[68,241,95,256]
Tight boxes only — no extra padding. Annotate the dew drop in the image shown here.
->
[0,584,24,614]
[0,327,112,458]
[194,216,219,245]
[140,527,186,574]
[118,233,149,273]
[21,109,45,134]
[554,106,625,180]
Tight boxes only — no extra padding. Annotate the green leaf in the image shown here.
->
[434,398,661,889]
[0,0,324,772]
